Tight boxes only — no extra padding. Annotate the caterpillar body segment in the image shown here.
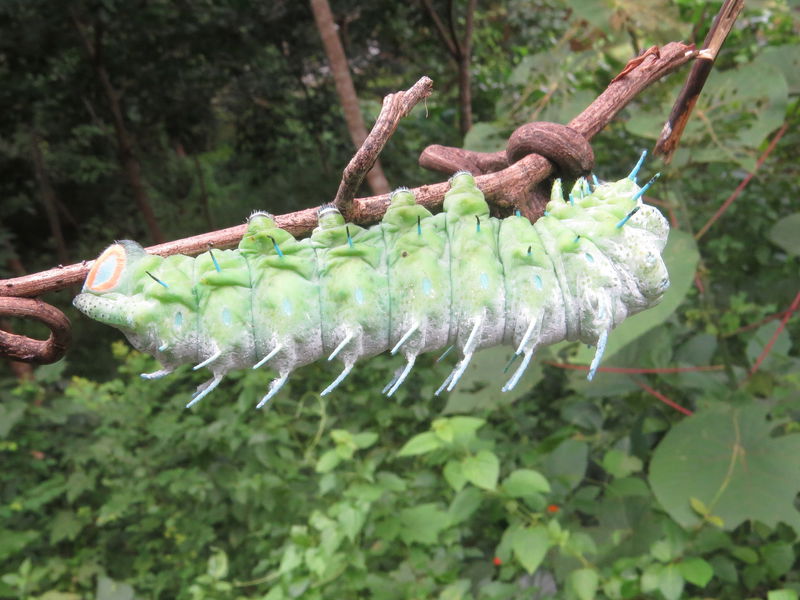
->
[74,158,670,407]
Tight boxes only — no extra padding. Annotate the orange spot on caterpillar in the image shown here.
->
[85,244,126,292]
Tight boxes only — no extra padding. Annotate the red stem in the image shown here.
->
[544,361,724,374]
[745,290,800,379]
[632,378,694,416]
[695,123,788,241]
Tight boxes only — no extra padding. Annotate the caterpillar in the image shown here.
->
[73,154,669,408]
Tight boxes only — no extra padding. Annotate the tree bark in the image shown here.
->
[70,11,166,244]
[309,0,391,196]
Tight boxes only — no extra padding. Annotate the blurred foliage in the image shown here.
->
[1,0,800,598]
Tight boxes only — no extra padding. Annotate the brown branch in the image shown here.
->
[420,0,459,59]
[0,42,696,301]
[654,0,744,162]
[335,76,434,216]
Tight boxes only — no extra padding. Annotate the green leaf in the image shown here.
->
[658,565,684,600]
[542,439,588,492]
[352,432,378,449]
[768,590,799,600]
[601,449,643,478]
[443,460,467,492]
[678,557,713,587]
[447,487,483,525]
[398,503,450,545]
[207,547,229,579]
[512,526,550,574]
[569,568,599,600]
[649,403,800,533]
[730,546,759,564]
[768,213,800,256]
[574,230,699,364]
[337,503,367,542]
[49,510,84,544]
[96,576,135,600]
[501,469,551,497]
[462,450,500,491]
[761,542,795,578]
[397,431,442,457]
[315,449,341,473]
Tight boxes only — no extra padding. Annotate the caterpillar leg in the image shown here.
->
[328,331,354,361]
[384,355,417,397]
[502,349,536,392]
[435,312,484,395]
[253,344,282,369]
[390,322,419,355]
[321,362,354,396]
[186,373,224,408]
[587,329,609,381]
[256,372,289,408]
[193,346,221,371]
[140,367,174,380]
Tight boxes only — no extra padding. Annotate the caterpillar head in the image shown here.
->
[73,241,159,329]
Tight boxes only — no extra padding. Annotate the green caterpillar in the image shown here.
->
[73,154,669,407]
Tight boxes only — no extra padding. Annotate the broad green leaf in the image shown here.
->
[315,449,341,473]
[501,469,551,497]
[542,439,588,492]
[678,557,713,587]
[658,565,684,600]
[443,460,467,492]
[512,526,550,574]
[768,591,799,600]
[96,576,135,600]
[602,449,643,478]
[768,213,800,256]
[352,432,378,449]
[447,487,483,525]
[730,546,759,564]
[49,510,84,544]
[761,542,795,578]
[398,503,449,545]
[462,450,500,491]
[569,568,599,600]
[397,431,442,457]
[207,547,229,579]
[575,230,699,364]
[649,403,800,533]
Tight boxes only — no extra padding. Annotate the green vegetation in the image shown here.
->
[1,1,799,598]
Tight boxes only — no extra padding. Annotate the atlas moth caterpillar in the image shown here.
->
[73,152,669,408]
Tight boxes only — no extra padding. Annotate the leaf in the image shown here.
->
[501,469,551,497]
[512,526,550,574]
[49,510,84,544]
[443,460,467,492]
[678,557,713,587]
[542,438,588,492]
[601,449,643,478]
[574,230,699,364]
[96,576,135,600]
[352,432,378,449]
[337,503,367,542]
[658,564,684,600]
[768,591,799,600]
[461,450,500,491]
[768,213,800,256]
[649,403,800,533]
[398,503,450,545]
[569,568,599,600]
[447,487,483,525]
[761,542,795,578]
[315,449,341,473]
[207,547,229,579]
[397,431,442,457]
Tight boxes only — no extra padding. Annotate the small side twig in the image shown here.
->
[654,0,745,162]
[632,377,694,416]
[334,76,433,217]
[743,290,800,382]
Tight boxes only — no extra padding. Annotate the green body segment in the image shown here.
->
[73,159,671,407]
